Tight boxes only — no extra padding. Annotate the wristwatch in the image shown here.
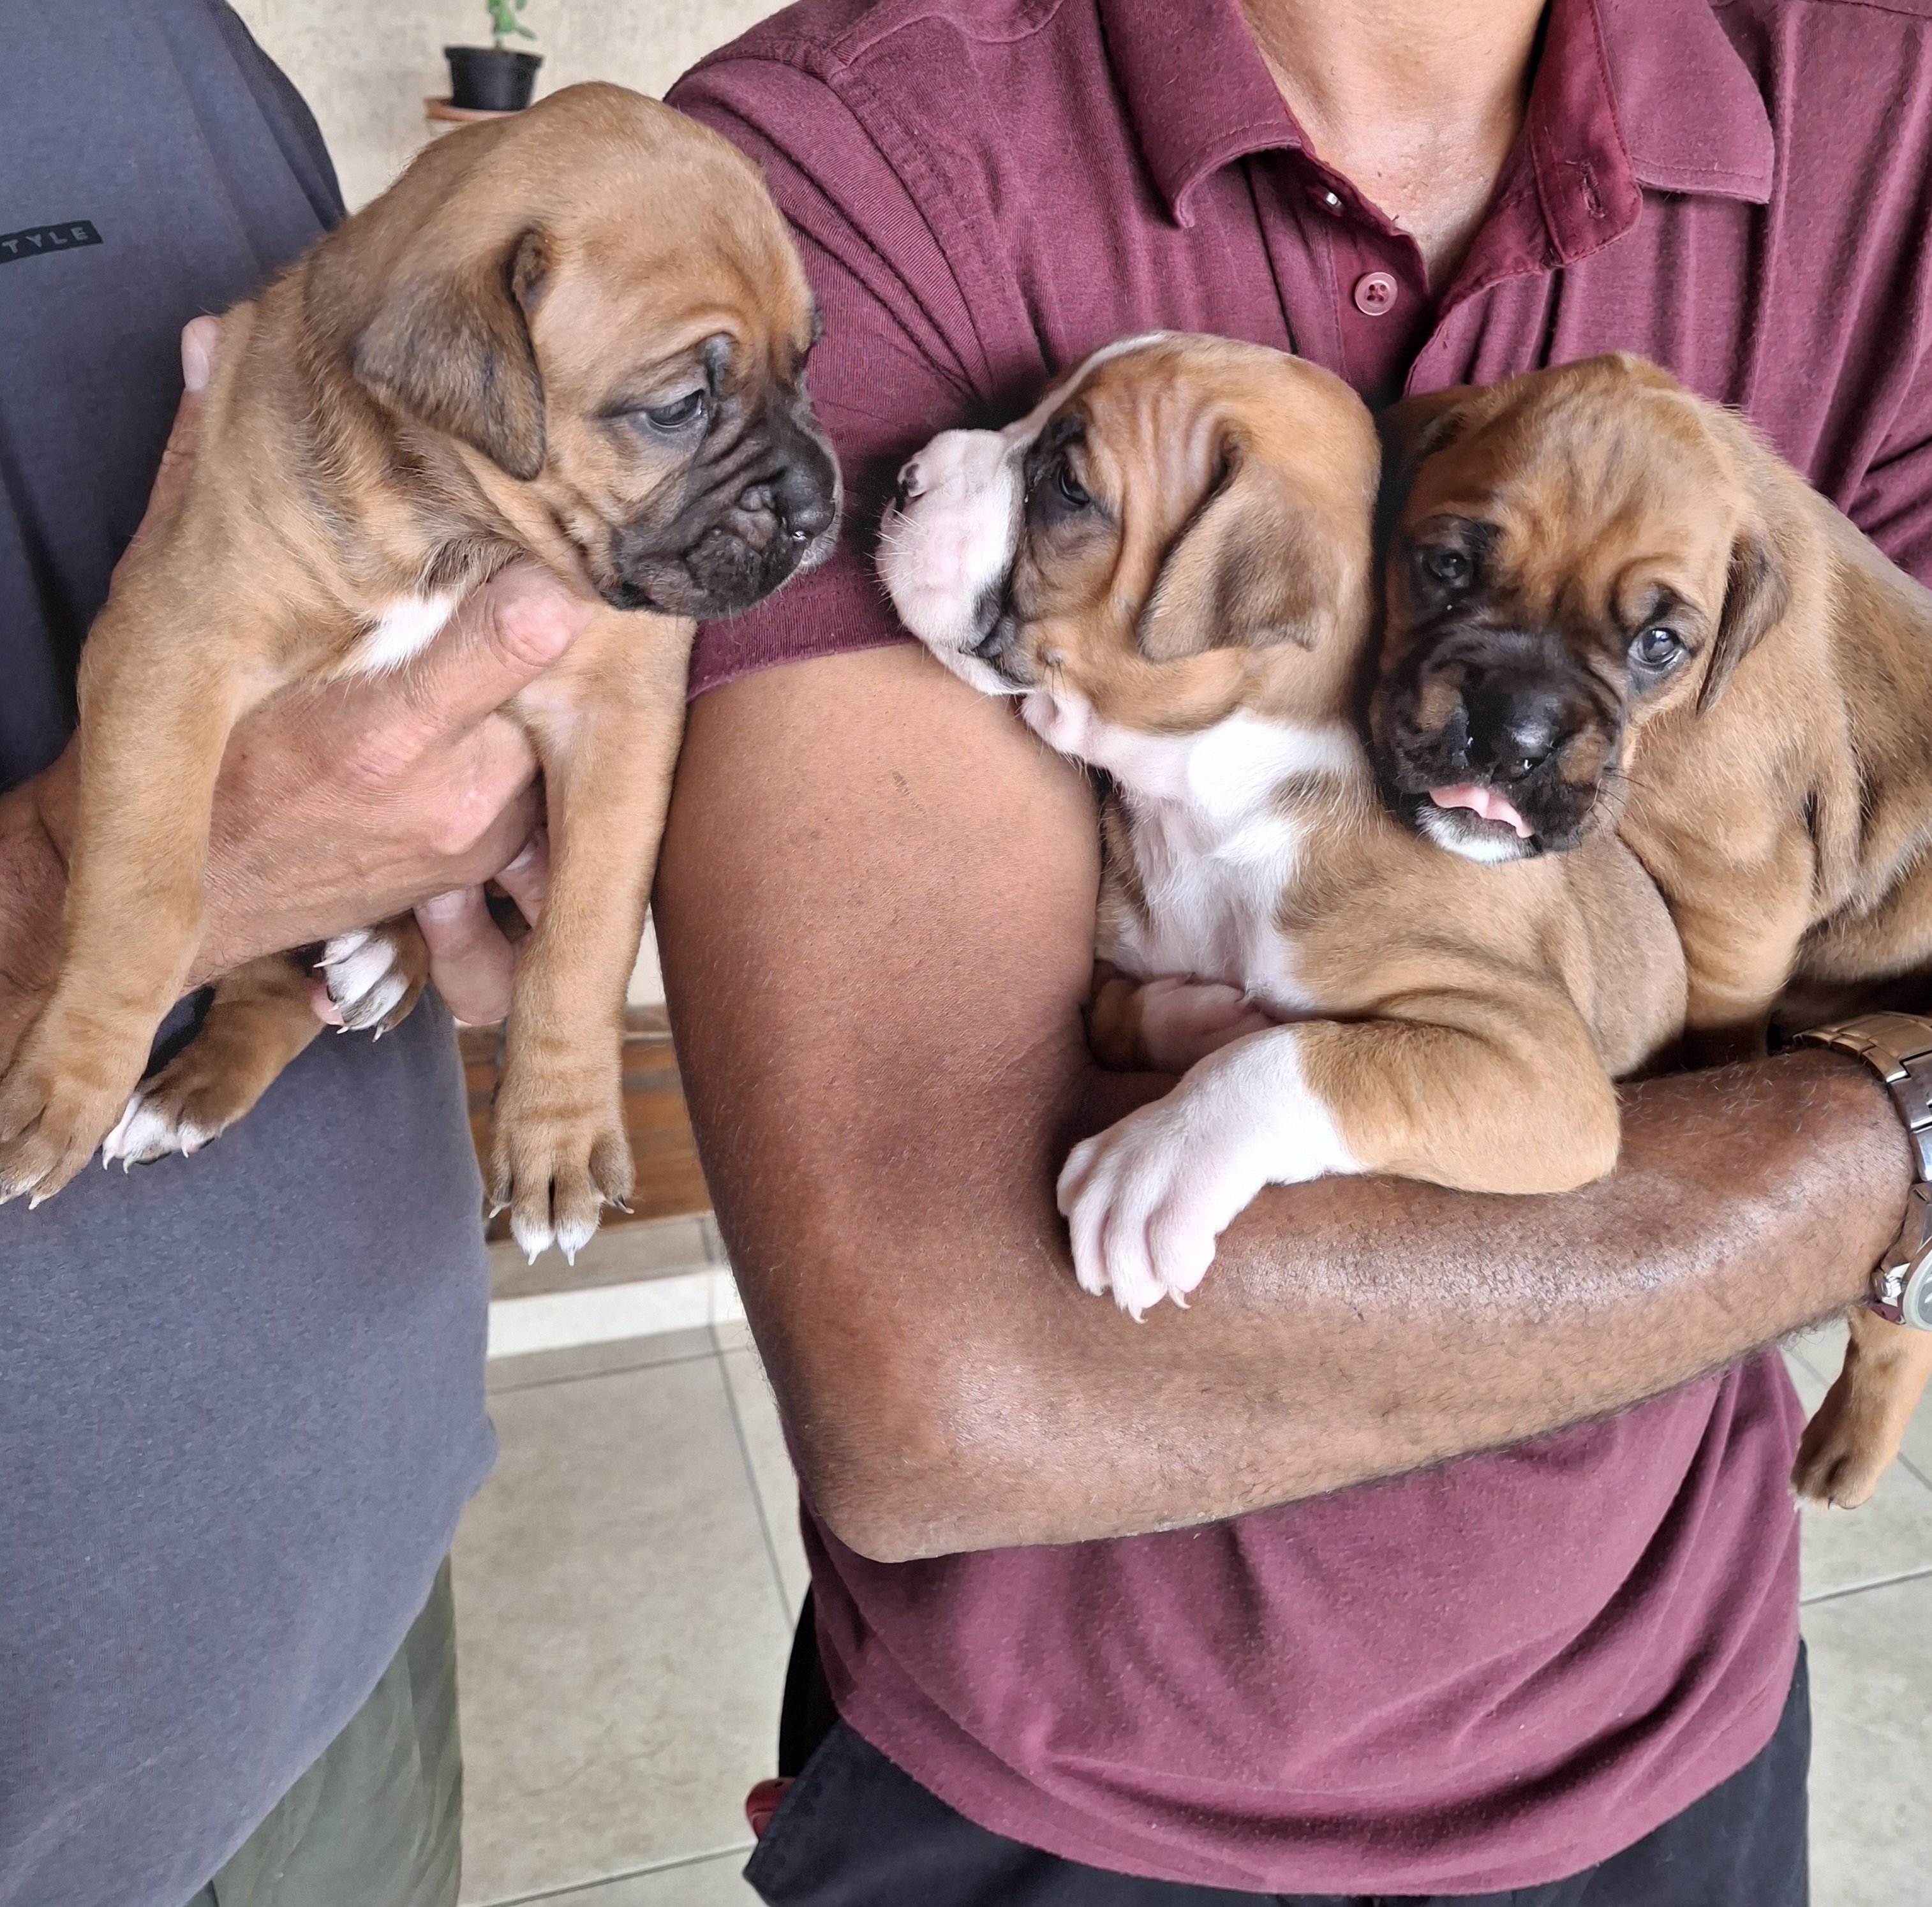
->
[1793,1011,1932,1329]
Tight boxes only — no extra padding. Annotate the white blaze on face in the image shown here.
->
[876,424,1027,694]
[877,334,1171,694]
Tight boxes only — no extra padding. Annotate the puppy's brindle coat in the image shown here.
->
[1371,352,1932,1506]
[0,84,838,1259]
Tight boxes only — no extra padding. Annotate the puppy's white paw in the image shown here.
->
[101,1088,215,1168]
[318,928,415,1034]
[1057,1030,1356,1318]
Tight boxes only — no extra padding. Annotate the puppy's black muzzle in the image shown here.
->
[607,396,842,618]
[1373,623,1624,853]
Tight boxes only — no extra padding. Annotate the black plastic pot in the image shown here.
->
[444,47,542,112]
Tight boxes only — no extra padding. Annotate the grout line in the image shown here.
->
[468,1841,756,1906]
[715,1334,798,1629]
[486,1343,722,1395]
[1801,1561,1932,1607]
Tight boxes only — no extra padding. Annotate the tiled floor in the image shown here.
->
[454,1272,1932,1907]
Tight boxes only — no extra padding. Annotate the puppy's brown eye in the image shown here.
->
[643,390,709,431]
[1630,625,1684,671]
[1055,462,1091,510]
[1424,547,1471,586]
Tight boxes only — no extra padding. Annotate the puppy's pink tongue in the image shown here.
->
[1430,783,1534,840]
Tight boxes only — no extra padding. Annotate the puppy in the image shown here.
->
[0,83,839,1260]
[879,333,1683,1319]
[1371,351,1932,1504]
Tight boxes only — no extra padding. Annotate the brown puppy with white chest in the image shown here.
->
[0,82,839,1259]
[880,334,1683,1319]
[1371,351,1932,1504]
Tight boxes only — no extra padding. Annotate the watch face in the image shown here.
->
[1904,1258,1932,1332]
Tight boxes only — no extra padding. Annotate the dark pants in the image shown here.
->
[748,1593,1809,1906]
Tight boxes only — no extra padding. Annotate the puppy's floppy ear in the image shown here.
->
[352,226,549,481]
[1138,440,1355,660]
[1698,524,1789,713]
[1374,385,1475,535]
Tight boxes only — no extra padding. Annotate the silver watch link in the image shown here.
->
[1793,1012,1932,1329]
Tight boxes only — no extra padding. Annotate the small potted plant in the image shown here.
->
[445,0,542,114]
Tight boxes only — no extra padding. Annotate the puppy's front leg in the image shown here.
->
[492,608,695,1260]
[1059,1025,1360,1320]
[0,572,276,1202]
[1059,992,1618,1318]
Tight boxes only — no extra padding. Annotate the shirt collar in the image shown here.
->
[1099,0,1774,241]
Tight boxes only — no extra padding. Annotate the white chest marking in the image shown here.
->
[348,592,458,675]
[1026,695,1364,1011]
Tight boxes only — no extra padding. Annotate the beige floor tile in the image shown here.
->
[721,1346,810,1616]
[455,1356,791,1904]
[496,1849,761,1906]
[1802,1574,1932,1907]
[486,1326,718,1395]
[1781,1346,1932,1599]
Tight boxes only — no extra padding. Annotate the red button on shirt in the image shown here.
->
[1353,269,1399,315]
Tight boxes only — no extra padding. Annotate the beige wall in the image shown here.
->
[231,0,780,210]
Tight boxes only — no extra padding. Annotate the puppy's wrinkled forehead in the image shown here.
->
[1403,371,1748,609]
[525,131,818,405]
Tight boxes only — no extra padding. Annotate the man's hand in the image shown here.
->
[0,320,595,1060]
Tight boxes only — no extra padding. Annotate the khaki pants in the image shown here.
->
[185,1561,463,1907]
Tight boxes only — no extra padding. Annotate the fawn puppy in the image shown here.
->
[0,84,839,1259]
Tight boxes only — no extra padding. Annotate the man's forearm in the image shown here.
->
[656,645,1915,1563]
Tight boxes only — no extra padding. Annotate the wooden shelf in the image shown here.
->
[460,1006,712,1240]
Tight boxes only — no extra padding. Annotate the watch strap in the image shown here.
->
[1794,1011,1932,1327]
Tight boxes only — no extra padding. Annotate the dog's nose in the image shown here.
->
[774,449,839,545]
[1470,676,1572,780]
[895,459,925,510]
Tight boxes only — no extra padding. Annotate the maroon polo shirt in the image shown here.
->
[672,0,1932,1890]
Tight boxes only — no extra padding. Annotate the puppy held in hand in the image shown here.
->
[880,333,1683,1319]
[0,83,839,1259]
[1371,350,1932,1504]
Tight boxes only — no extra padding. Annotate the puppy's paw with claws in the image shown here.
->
[1792,1376,1903,1509]
[488,1075,634,1264]
[316,923,429,1035]
[0,1019,149,1205]
[1056,1031,1355,1319]
[101,1043,254,1169]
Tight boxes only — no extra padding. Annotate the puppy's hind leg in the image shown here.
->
[103,954,323,1168]
[1792,1310,1932,1508]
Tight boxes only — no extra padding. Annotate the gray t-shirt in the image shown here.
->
[1,6,496,1902]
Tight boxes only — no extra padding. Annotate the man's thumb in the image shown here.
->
[181,315,223,393]
[404,562,598,731]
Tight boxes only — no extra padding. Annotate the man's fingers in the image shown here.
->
[415,885,518,1025]
[493,826,549,926]
[402,563,598,737]
[113,315,226,588]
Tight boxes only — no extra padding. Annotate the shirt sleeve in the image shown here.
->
[669,54,998,694]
